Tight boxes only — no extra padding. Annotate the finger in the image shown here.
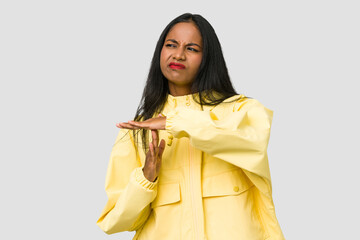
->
[152,130,160,157]
[128,120,148,129]
[151,129,159,147]
[124,122,140,129]
[158,139,166,157]
[117,122,140,129]
[149,142,155,158]
[128,122,149,130]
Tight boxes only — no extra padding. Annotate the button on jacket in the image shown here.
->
[96,92,285,240]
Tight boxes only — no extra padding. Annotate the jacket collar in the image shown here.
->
[165,92,200,108]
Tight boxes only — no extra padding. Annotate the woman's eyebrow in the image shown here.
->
[166,39,202,48]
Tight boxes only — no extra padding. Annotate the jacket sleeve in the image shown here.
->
[96,129,158,234]
[165,98,285,239]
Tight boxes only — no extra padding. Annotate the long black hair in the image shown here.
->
[132,13,248,153]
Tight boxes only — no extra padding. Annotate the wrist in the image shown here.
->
[142,167,157,182]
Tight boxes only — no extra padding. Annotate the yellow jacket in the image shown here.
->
[96,92,285,240]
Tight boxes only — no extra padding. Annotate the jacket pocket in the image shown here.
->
[151,182,181,208]
[140,182,182,240]
[202,168,254,198]
[202,169,264,240]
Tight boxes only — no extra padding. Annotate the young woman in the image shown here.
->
[97,13,285,240]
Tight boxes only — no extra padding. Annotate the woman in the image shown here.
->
[97,13,285,240]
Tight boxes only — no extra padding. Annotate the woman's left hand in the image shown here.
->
[116,114,166,130]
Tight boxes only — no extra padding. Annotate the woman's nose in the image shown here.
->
[173,47,185,60]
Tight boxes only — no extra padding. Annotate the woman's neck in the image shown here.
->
[168,84,192,96]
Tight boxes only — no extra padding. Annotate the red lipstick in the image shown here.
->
[169,62,185,69]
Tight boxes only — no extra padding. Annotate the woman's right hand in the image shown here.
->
[142,129,166,182]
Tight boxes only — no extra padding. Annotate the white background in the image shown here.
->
[1,1,359,239]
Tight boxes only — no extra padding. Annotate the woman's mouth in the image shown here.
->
[169,62,185,69]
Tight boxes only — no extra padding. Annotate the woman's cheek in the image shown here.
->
[195,55,202,68]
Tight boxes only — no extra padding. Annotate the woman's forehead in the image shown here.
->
[166,22,202,45]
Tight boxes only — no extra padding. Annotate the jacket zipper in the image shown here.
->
[189,141,200,240]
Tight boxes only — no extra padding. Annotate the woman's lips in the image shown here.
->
[169,62,185,69]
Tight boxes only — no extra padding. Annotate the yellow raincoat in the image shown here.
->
[96,92,285,240]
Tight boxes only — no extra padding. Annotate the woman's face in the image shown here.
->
[160,22,203,95]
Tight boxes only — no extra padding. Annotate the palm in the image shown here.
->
[142,130,166,182]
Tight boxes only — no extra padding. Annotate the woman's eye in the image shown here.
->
[188,47,199,52]
[166,44,176,48]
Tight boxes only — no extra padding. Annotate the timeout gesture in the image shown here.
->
[116,114,166,182]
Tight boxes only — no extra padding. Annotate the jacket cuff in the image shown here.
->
[133,167,158,190]
[165,109,178,134]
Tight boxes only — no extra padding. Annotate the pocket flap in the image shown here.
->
[202,169,254,198]
[151,182,181,207]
